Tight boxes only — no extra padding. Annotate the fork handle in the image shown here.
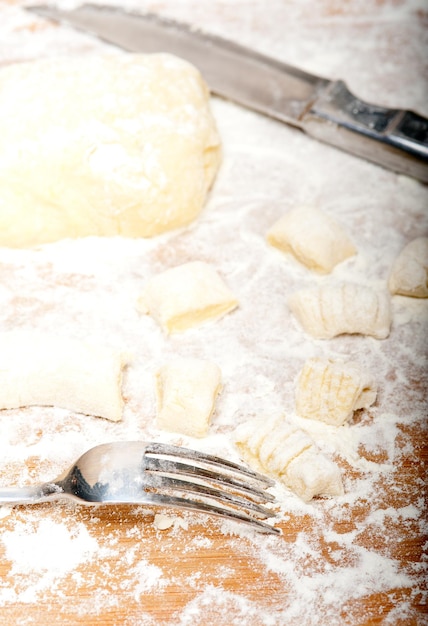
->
[0,483,59,504]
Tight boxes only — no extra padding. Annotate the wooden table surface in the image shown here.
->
[0,1,427,625]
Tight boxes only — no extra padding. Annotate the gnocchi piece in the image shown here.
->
[155,358,222,437]
[234,415,343,501]
[266,206,356,273]
[388,237,428,298]
[296,357,377,426]
[138,261,238,333]
[288,283,392,339]
[0,330,126,421]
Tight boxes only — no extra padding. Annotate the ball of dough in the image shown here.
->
[0,53,221,247]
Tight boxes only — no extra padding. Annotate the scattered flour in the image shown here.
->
[0,518,103,604]
[0,0,427,625]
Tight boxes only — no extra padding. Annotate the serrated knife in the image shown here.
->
[28,4,428,182]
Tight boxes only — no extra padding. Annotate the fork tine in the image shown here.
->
[141,442,280,534]
[145,492,281,535]
[144,442,275,488]
[145,473,275,519]
[144,456,275,504]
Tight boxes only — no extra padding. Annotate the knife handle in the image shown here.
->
[302,80,428,182]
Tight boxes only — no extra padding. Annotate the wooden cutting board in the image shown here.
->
[0,1,427,624]
[1,440,426,625]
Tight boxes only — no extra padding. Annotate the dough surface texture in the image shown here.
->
[138,261,239,333]
[296,357,377,426]
[155,358,221,438]
[0,53,221,248]
[288,283,392,339]
[0,331,126,421]
[267,206,356,273]
[388,237,428,298]
[234,415,343,501]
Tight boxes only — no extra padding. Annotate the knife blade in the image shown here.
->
[28,4,428,182]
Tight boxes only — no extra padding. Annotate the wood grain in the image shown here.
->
[0,429,426,625]
[0,1,427,625]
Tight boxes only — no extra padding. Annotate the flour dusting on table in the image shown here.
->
[0,1,427,625]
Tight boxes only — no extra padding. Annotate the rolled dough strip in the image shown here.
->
[0,330,126,420]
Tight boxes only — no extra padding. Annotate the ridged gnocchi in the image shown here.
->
[155,358,222,438]
[234,415,343,502]
[388,237,428,298]
[288,282,392,339]
[266,206,356,273]
[138,261,238,334]
[296,357,377,426]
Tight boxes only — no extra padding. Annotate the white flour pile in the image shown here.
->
[0,1,427,625]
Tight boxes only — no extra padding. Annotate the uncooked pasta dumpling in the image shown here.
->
[388,237,428,298]
[138,261,238,333]
[267,206,356,273]
[296,357,377,426]
[288,283,392,339]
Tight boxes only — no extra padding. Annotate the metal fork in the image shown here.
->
[0,441,280,535]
